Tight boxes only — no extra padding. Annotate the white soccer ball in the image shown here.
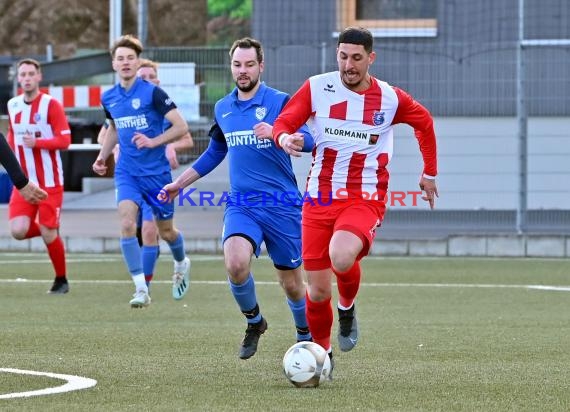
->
[282,341,331,388]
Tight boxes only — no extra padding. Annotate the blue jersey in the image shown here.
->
[198,83,313,207]
[102,77,177,176]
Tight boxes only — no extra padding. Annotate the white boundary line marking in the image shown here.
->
[0,368,97,399]
[0,278,569,291]
[1,253,570,262]
[1,254,569,292]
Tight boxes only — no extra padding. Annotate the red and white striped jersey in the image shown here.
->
[7,92,71,188]
[273,72,437,201]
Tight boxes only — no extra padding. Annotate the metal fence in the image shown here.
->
[61,0,570,233]
[144,47,232,120]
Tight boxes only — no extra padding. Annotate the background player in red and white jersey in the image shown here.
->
[272,27,438,370]
[6,58,71,294]
[0,132,47,203]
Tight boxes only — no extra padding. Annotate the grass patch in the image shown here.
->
[0,254,569,411]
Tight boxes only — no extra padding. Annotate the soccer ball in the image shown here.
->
[282,341,331,388]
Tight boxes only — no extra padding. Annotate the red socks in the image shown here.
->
[335,261,361,309]
[306,294,333,351]
[46,236,66,279]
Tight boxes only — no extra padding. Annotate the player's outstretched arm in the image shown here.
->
[159,166,201,203]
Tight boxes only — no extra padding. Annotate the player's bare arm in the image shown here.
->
[93,121,118,175]
[96,125,108,145]
[166,131,194,169]
[160,166,201,202]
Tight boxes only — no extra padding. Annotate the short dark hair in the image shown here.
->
[229,37,264,63]
[337,27,374,53]
[110,34,143,58]
[17,58,41,71]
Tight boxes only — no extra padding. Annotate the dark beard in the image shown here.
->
[236,77,258,93]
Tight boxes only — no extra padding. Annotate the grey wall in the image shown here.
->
[253,0,570,116]
[357,117,569,210]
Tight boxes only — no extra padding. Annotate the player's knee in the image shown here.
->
[278,269,305,296]
[10,228,27,240]
[225,257,250,281]
[119,218,137,237]
[41,230,58,244]
[157,225,177,243]
[330,251,356,274]
[142,226,159,244]
[330,230,363,272]
[280,277,305,297]
[307,284,331,302]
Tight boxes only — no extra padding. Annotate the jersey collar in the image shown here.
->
[119,77,143,96]
[230,82,267,109]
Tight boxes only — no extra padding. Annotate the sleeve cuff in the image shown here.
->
[277,133,287,148]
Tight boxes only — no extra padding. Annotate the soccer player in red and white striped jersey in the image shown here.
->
[273,27,438,368]
[6,58,71,294]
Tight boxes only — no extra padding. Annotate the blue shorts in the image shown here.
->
[137,200,154,228]
[115,170,174,221]
[222,204,302,269]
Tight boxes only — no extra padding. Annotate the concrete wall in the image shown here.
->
[387,116,570,210]
[281,116,570,211]
[1,233,568,257]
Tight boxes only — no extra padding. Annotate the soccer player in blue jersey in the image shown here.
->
[97,58,194,292]
[92,35,191,308]
[135,59,194,289]
[162,37,314,359]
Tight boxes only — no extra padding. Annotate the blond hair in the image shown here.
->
[110,34,143,58]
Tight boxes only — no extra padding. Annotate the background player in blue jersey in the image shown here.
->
[161,37,314,359]
[92,35,191,308]
[97,58,194,292]
[135,59,194,290]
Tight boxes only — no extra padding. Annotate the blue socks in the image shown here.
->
[229,273,261,324]
[167,232,185,262]
[142,245,159,285]
[120,237,143,276]
[287,296,312,341]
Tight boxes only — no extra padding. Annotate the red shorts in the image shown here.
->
[302,199,386,271]
[9,185,63,229]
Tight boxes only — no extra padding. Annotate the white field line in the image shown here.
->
[0,368,97,399]
[0,255,225,264]
[1,253,570,262]
[0,277,569,292]
[1,254,569,292]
